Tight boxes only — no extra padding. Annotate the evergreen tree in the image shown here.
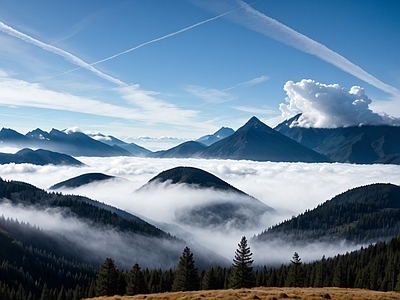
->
[57,286,66,300]
[285,252,303,287]
[95,257,119,296]
[126,263,148,296]
[202,268,218,290]
[171,246,199,292]
[40,283,50,300]
[228,236,255,288]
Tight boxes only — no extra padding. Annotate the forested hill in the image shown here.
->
[255,183,400,244]
[0,178,169,238]
[0,217,97,299]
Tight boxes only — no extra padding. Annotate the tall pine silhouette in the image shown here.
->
[229,236,255,288]
[95,258,119,296]
[172,246,199,291]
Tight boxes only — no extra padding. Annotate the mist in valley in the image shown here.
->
[1,155,399,268]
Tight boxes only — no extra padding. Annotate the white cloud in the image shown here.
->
[280,79,400,128]
[64,126,82,134]
[233,106,277,115]
[224,75,269,91]
[0,23,206,130]
[0,73,140,119]
[0,21,126,86]
[0,156,399,264]
[186,85,232,104]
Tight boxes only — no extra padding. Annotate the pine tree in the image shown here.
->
[126,263,148,295]
[40,283,50,300]
[285,252,303,287]
[171,246,199,292]
[95,257,119,296]
[57,286,66,300]
[228,236,255,288]
[202,268,218,290]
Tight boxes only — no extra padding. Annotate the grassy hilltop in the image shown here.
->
[85,287,400,300]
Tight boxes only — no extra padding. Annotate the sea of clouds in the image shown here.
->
[1,155,399,267]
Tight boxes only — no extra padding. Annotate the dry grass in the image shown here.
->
[84,287,400,300]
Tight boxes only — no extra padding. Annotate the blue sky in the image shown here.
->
[0,0,399,149]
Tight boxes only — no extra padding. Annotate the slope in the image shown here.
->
[275,114,400,164]
[49,172,115,189]
[196,127,235,146]
[143,166,274,229]
[148,141,206,158]
[0,148,83,166]
[255,183,400,244]
[199,116,329,162]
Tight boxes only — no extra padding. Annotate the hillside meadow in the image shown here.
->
[85,287,400,300]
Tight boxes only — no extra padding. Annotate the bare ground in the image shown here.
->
[85,287,400,300]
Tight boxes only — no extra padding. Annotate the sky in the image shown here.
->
[1,0,400,150]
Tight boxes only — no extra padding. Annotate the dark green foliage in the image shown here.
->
[49,172,114,190]
[171,247,199,292]
[229,236,255,289]
[0,178,172,238]
[95,258,119,296]
[285,252,303,287]
[256,183,400,244]
[275,116,400,164]
[126,263,148,296]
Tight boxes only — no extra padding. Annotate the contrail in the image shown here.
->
[60,6,243,76]
[194,0,400,97]
[0,21,126,86]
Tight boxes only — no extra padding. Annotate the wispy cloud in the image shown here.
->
[0,71,201,127]
[186,85,232,104]
[233,105,277,115]
[0,22,205,128]
[61,7,242,76]
[223,75,269,91]
[193,0,400,97]
[187,75,269,104]
[0,21,126,86]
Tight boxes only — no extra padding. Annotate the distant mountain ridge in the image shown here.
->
[275,114,400,164]
[148,141,206,158]
[255,183,400,244]
[143,166,274,229]
[49,172,116,190]
[0,127,150,157]
[197,117,329,162]
[0,148,83,166]
[196,127,235,146]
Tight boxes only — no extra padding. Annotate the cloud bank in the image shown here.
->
[279,79,400,128]
[1,156,399,265]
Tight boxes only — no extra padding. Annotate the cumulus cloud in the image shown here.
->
[64,126,82,134]
[279,79,400,128]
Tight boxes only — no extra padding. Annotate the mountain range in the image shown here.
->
[0,148,83,166]
[274,114,400,164]
[1,115,400,164]
[195,127,235,146]
[140,166,274,229]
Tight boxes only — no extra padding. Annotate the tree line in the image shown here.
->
[3,234,400,299]
[93,235,400,298]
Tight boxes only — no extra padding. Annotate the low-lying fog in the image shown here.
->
[1,155,399,267]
